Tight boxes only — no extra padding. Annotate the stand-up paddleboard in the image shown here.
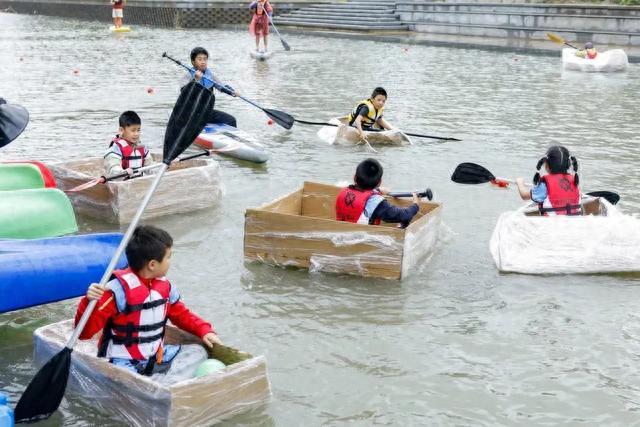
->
[194,123,269,164]
[109,26,132,33]
[249,50,273,61]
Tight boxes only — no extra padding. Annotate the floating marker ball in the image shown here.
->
[147,87,154,94]
[267,119,274,125]
[73,69,79,75]
[194,358,226,378]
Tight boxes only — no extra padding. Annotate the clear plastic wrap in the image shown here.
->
[48,155,223,225]
[316,117,412,146]
[244,181,442,280]
[490,198,640,274]
[33,320,271,427]
[562,48,629,73]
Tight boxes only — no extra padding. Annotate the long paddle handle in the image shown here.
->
[294,119,460,141]
[266,10,291,50]
[388,188,433,200]
[67,163,169,349]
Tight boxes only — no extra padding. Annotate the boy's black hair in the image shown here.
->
[190,47,209,63]
[371,87,387,99]
[354,158,384,190]
[533,145,579,186]
[125,225,173,272]
[119,111,141,129]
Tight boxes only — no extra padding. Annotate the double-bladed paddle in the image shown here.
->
[294,118,461,142]
[0,98,29,148]
[162,53,295,129]
[547,33,579,50]
[450,162,621,205]
[13,81,214,423]
[66,142,243,193]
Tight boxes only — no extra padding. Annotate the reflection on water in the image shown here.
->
[1,12,640,426]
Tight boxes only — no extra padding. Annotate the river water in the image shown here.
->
[1,12,640,426]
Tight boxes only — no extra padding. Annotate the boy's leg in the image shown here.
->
[209,110,237,128]
[255,35,260,51]
[264,34,269,51]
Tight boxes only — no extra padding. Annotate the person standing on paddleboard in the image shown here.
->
[180,47,239,128]
[249,0,273,53]
[111,0,125,29]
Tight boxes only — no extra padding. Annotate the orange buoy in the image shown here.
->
[267,119,274,125]
[147,87,154,94]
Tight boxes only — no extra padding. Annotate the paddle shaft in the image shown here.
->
[294,119,460,141]
[104,149,212,183]
[68,163,169,348]
[266,9,290,50]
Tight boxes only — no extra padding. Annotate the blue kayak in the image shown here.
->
[0,233,127,313]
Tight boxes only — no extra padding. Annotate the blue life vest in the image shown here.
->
[190,68,214,90]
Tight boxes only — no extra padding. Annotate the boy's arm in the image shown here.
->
[370,199,419,228]
[377,117,393,130]
[104,151,124,175]
[167,300,216,339]
[74,290,117,340]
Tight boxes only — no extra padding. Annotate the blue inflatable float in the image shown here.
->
[0,233,127,313]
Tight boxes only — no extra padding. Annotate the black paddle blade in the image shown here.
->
[14,347,72,423]
[451,162,496,184]
[281,39,291,51]
[163,81,214,164]
[0,98,29,147]
[587,191,620,205]
[265,108,294,129]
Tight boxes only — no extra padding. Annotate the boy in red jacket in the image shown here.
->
[74,225,221,375]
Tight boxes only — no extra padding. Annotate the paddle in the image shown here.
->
[66,142,243,193]
[266,10,291,51]
[294,119,461,142]
[162,53,295,129]
[388,188,433,200]
[0,98,29,148]
[450,162,620,205]
[13,80,214,423]
[547,33,579,50]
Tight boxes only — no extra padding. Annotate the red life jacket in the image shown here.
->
[539,174,581,216]
[97,268,171,361]
[110,136,146,170]
[255,1,271,15]
[335,187,381,225]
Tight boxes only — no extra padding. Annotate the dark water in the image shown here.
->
[1,12,640,426]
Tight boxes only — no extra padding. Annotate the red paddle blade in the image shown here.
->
[66,177,103,192]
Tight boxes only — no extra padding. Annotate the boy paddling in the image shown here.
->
[181,47,239,128]
[347,87,395,142]
[103,110,154,179]
[75,225,222,375]
[336,158,422,228]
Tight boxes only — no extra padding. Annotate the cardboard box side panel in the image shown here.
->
[256,188,302,215]
[169,357,271,425]
[401,205,442,279]
[244,210,403,279]
[301,181,341,219]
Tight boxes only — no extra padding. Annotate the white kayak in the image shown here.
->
[562,48,628,73]
[194,123,269,164]
[250,50,273,61]
[317,117,411,146]
[490,196,640,274]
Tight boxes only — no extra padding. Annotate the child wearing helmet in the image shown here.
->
[515,146,582,216]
